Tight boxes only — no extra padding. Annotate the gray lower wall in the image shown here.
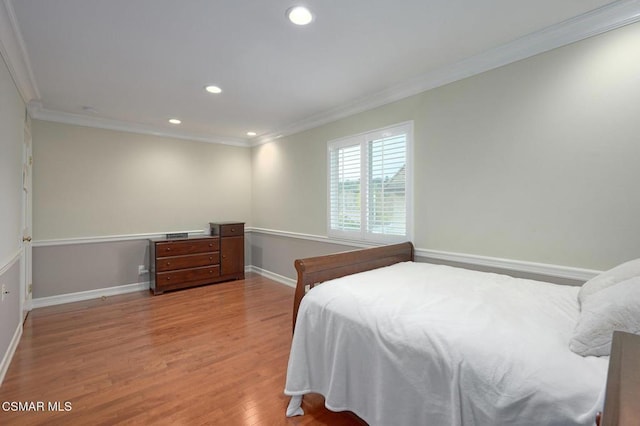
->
[32,232,356,299]
[0,260,21,363]
[249,232,359,281]
[250,231,586,286]
[33,230,588,300]
[32,235,253,299]
[33,240,149,298]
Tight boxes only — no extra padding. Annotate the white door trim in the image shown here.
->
[20,119,32,319]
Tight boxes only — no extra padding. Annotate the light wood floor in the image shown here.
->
[0,274,366,425]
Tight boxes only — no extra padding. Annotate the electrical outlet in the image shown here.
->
[1,284,6,302]
[138,265,148,275]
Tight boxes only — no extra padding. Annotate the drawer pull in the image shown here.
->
[166,262,171,266]
[166,248,171,251]
[231,228,235,232]
[209,270,214,274]
[209,257,213,260]
[209,243,213,247]
[166,277,171,280]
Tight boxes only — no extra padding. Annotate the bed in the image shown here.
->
[284,242,640,425]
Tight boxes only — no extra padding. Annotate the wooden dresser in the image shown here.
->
[150,236,220,295]
[210,222,245,282]
[150,224,245,295]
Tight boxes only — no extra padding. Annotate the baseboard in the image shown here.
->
[0,322,22,386]
[29,269,292,311]
[247,265,296,288]
[31,281,150,309]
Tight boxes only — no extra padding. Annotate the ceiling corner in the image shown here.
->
[259,0,640,143]
[0,0,40,104]
[30,105,252,148]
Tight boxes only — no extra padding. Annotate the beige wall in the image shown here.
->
[31,121,252,298]
[32,121,252,240]
[0,51,25,380]
[0,54,25,266]
[252,21,640,271]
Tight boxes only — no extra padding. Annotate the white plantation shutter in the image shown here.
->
[367,134,407,236]
[328,122,412,243]
[329,143,361,232]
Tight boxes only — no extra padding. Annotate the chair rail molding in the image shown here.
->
[248,227,601,282]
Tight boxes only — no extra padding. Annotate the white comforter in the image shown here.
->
[284,262,608,426]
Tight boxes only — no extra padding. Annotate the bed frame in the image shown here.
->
[292,241,414,330]
[599,330,640,425]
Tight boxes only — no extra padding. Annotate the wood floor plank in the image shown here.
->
[0,274,366,425]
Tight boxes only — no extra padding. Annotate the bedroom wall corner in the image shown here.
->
[248,229,360,283]
[30,121,252,298]
[250,21,640,274]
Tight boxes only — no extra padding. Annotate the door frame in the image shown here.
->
[20,119,32,321]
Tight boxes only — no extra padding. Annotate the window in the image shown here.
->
[328,122,412,243]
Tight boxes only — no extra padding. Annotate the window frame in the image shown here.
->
[327,121,414,244]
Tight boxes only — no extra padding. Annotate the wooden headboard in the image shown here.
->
[292,242,414,331]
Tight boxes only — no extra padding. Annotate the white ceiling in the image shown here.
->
[3,0,638,146]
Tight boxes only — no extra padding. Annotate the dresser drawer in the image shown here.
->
[156,238,219,256]
[156,265,220,286]
[219,223,244,237]
[156,252,219,272]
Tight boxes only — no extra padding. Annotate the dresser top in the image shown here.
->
[150,235,219,243]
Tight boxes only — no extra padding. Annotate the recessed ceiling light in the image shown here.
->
[168,118,181,124]
[205,85,222,94]
[286,6,313,25]
[247,131,257,137]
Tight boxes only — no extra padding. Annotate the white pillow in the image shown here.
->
[578,258,640,306]
[570,276,640,357]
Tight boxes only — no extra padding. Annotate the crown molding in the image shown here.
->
[254,0,640,146]
[4,0,639,147]
[1,0,248,148]
[0,0,39,103]
[28,102,251,147]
